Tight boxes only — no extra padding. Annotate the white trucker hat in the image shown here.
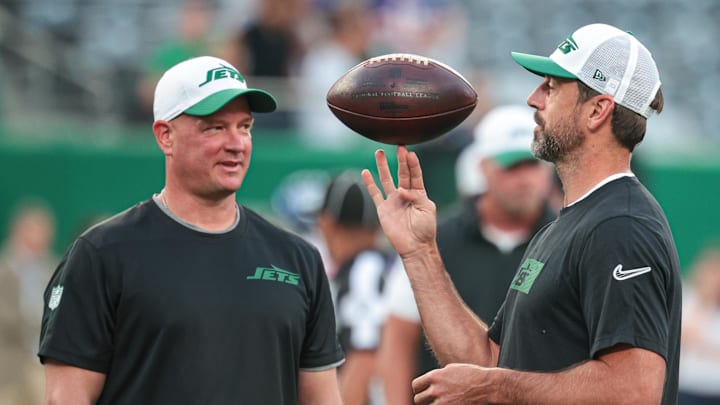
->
[475,105,538,168]
[455,105,537,196]
[511,23,661,118]
[153,56,277,121]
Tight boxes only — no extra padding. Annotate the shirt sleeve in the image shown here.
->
[578,216,674,360]
[38,237,116,373]
[300,248,345,370]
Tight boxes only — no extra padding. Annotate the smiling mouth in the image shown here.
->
[219,161,241,169]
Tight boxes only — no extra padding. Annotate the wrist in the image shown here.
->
[486,367,515,405]
[399,242,443,271]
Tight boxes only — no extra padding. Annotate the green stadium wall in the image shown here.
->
[1,129,718,276]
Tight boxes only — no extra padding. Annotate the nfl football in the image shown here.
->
[326,53,477,145]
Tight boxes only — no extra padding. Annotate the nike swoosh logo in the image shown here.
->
[612,264,652,281]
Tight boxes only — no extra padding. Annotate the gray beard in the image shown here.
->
[532,113,583,163]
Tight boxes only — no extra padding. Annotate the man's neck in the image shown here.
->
[160,187,238,232]
[555,141,632,207]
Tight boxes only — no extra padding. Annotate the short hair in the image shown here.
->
[576,81,664,152]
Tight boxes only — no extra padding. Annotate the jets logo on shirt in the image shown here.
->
[510,259,545,294]
[48,285,64,310]
[247,265,300,286]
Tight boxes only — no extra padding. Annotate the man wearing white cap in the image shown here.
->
[362,23,681,404]
[38,56,344,404]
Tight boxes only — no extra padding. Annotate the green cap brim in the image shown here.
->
[184,88,277,116]
[511,52,576,79]
[494,150,538,169]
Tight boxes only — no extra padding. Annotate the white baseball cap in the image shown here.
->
[153,56,277,121]
[511,23,661,118]
[475,105,538,169]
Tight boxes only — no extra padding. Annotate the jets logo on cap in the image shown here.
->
[199,64,245,87]
[592,69,607,81]
[557,35,578,54]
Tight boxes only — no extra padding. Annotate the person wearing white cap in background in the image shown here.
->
[38,56,344,404]
[377,105,556,405]
[362,23,682,404]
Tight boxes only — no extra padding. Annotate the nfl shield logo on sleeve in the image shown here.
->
[49,285,64,310]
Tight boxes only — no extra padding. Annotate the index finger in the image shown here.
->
[374,148,397,196]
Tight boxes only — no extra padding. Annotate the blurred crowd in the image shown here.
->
[0,0,479,147]
[0,201,56,404]
[0,0,719,145]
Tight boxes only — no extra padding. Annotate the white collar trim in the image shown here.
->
[566,173,635,208]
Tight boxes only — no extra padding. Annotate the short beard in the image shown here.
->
[532,109,584,163]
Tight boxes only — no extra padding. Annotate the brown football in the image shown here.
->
[326,53,478,145]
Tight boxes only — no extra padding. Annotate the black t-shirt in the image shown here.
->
[416,197,556,374]
[488,176,681,404]
[39,200,344,405]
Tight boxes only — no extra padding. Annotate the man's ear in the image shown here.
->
[153,120,173,155]
[586,94,614,132]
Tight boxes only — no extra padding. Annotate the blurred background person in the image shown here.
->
[221,0,306,78]
[679,244,720,405]
[453,134,487,201]
[135,0,219,122]
[0,199,57,405]
[378,105,557,405]
[317,170,396,405]
[219,0,309,130]
[296,3,373,149]
[270,169,335,277]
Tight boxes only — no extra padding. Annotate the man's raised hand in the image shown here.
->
[361,146,437,259]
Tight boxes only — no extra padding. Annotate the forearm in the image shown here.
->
[298,369,342,405]
[490,355,664,404]
[413,346,665,405]
[338,351,374,405]
[401,245,497,367]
